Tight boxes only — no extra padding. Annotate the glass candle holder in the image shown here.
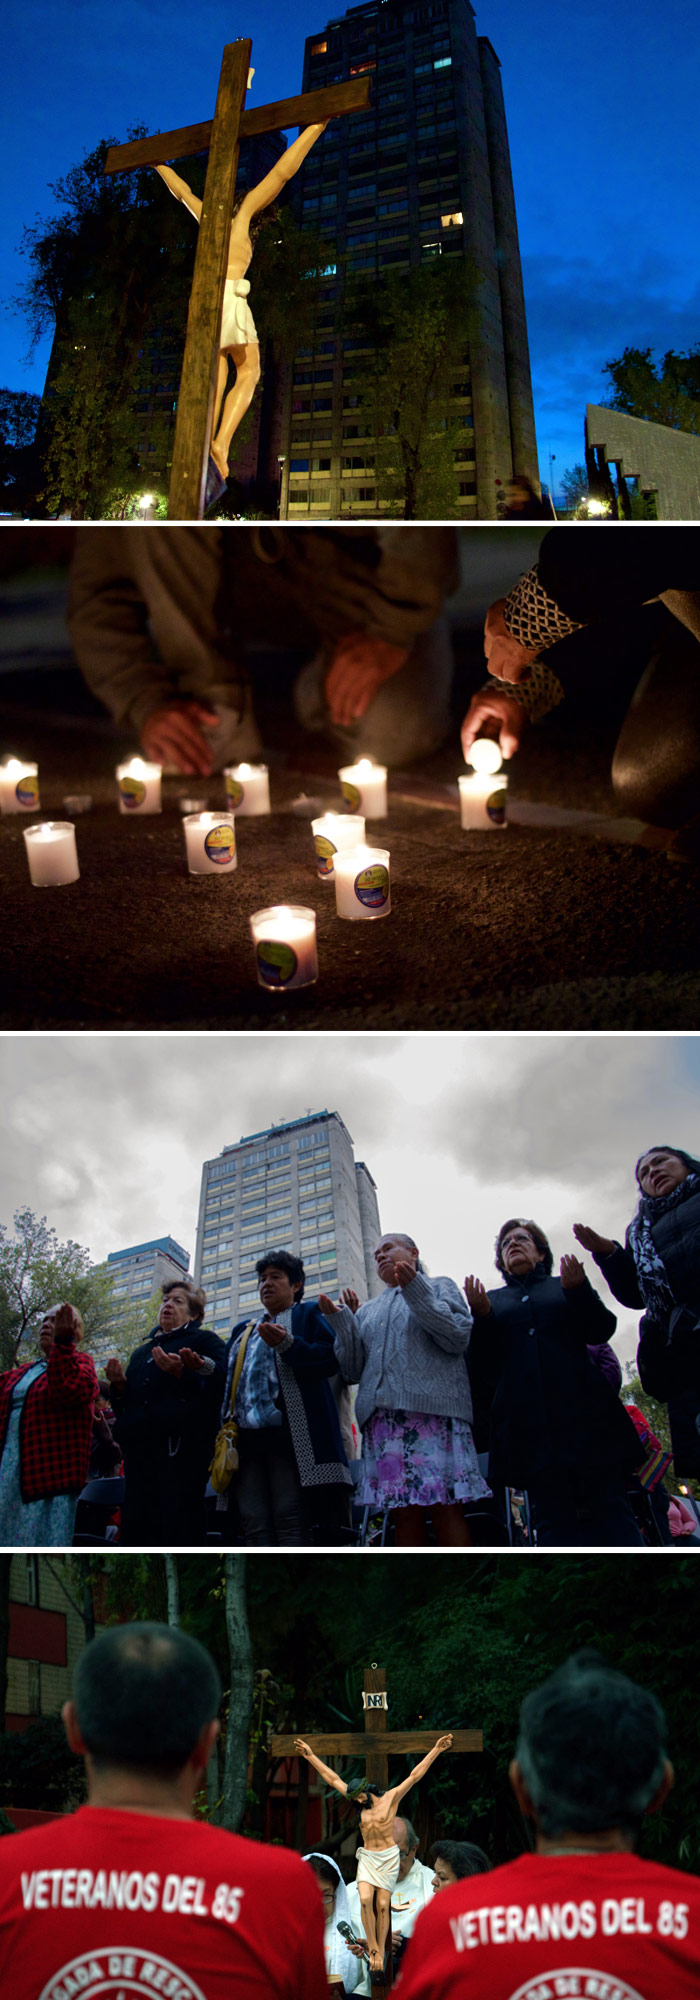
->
[250,906,318,990]
[183,811,238,875]
[23,820,80,887]
[338,759,388,817]
[458,772,508,831]
[0,759,40,814]
[311,812,366,880]
[334,844,391,921]
[116,758,162,814]
[224,763,271,815]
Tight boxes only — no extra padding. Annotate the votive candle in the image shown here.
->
[224,763,271,815]
[23,820,79,887]
[311,812,366,880]
[338,759,388,817]
[116,758,162,814]
[183,811,237,875]
[250,905,318,990]
[458,771,508,830]
[334,844,391,921]
[0,759,40,814]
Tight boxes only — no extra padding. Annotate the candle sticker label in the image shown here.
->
[354,864,389,909]
[257,939,298,987]
[204,823,236,865]
[225,778,244,808]
[341,780,362,811]
[314,834,337,877]
[486,788,507,825]
[17,774,39,808]
[120,776,146,809]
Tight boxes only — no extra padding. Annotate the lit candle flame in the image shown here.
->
[468,738,502,775]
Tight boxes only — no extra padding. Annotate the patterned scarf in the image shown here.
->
[627,1171,700,1324]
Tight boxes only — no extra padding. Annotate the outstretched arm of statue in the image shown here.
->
[293,1738,348,1795]
[389,1734,453,1807]
[153,163,202,224]
[236,121,328,227]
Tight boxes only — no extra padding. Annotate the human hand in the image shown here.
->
[105,1357,127,1387]
[461,688,527,764]
[257,1320,287,1348]
[393,1259,417,1289]
[560,1254,586,1290]
[294,1736,312,1758]
[179,1346,205,1371]
[347,1938,369,1959]
[435,1732,453,1753]
[140,701,220,775]
[572,1223,616,1260]
[464,1275,492,1317]
[152,1344,185,1375]
[52,1303,80,1342]
[483,599,541,683]
[325,635,409,726]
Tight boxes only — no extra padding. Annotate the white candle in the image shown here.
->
[338,759,388,817]
[224,762,271,815]
[458,772,509,830]
[311,813,366,880]
[23,820,79,887]
[334,844,391,921]
[116,757,162,814]
[0,759,40,814]
[468,737,503,775]
[183,811,237,875]
[250,905,318,990]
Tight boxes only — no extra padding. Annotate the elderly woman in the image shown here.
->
[218,1249,351,1547]
[465,1220,645,1546]
[303,1853,363,1992]
[321,1233,488,1548]
[106,1279,225,1545]
[0,1303,97,1546]
[575,1145,700,1481]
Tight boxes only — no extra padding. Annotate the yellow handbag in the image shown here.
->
[209,1321,255,1495]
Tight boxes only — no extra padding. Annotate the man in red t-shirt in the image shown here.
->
[0,1621,326,2000]
[396,1650,700,2000]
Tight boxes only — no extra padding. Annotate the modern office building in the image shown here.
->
[279,0,538,521]
[105,1236,190,1314]
[193,1111,382,1335]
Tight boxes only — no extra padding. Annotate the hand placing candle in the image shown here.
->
[0,759,40,814]
[337,759,388,817]
[116,757,162,814]
[183,811,237,875]
[250,905,318,990]
[224,763,271,815]
[334,844,391,921]
[23,821,80,887]
[311,812,366,880]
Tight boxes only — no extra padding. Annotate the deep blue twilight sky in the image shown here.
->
[3,0,699,490]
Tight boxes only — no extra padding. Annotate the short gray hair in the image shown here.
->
[395,1814,419,1851]
[516,1652,667,1839]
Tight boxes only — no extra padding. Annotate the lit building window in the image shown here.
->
[441,211,463,227]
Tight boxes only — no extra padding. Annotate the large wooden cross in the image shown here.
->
[104,42,371,520]
[270,1663,483,1995]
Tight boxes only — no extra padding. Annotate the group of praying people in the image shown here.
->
[1,1140,698,1549]
[303,1818,489,1990]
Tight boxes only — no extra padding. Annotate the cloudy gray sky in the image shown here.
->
[3,1032,699,1371]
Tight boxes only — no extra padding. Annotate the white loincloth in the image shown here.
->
[356,1845,400,1892]
[220,277,258,349]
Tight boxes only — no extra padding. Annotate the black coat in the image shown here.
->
[468,1264,643,1490]
[111,1318,227,1541]
[595,1187,700,1474]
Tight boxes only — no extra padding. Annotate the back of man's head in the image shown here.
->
[74,1622,222,1778]
[515,1650,667,1842]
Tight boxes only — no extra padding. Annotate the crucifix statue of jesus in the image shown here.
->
[294,1729,454,1975]
[104,42,371,519]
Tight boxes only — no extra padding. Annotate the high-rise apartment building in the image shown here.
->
[106,1236,190,1312]
[279,0,537,520]
[193,1111,382,1336]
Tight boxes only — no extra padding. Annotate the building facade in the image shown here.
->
[105,1236,190,1314]
[5,1555,97,1734]
[193,1111,382,1336]
[280,0,538,520]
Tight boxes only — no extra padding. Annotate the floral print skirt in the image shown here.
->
[358,1407,491,1510]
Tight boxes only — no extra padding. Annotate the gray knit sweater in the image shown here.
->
[332,1272,473,1430]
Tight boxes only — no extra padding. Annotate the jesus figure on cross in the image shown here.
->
[153,119,328,488]
[294,1731,454,1975]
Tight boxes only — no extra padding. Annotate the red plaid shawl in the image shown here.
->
[0,1336,98,1502]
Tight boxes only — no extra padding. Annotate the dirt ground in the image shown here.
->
[2,647,699,1032]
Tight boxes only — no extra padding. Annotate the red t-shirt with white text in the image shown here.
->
[0,1806,327,2000]
[396,1851,700,2000]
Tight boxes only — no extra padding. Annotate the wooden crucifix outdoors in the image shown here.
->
[270,1663,483,1995]
[104,42,371,520]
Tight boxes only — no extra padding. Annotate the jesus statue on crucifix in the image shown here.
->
[154,119,329,487]
[294,1731,453,1975]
